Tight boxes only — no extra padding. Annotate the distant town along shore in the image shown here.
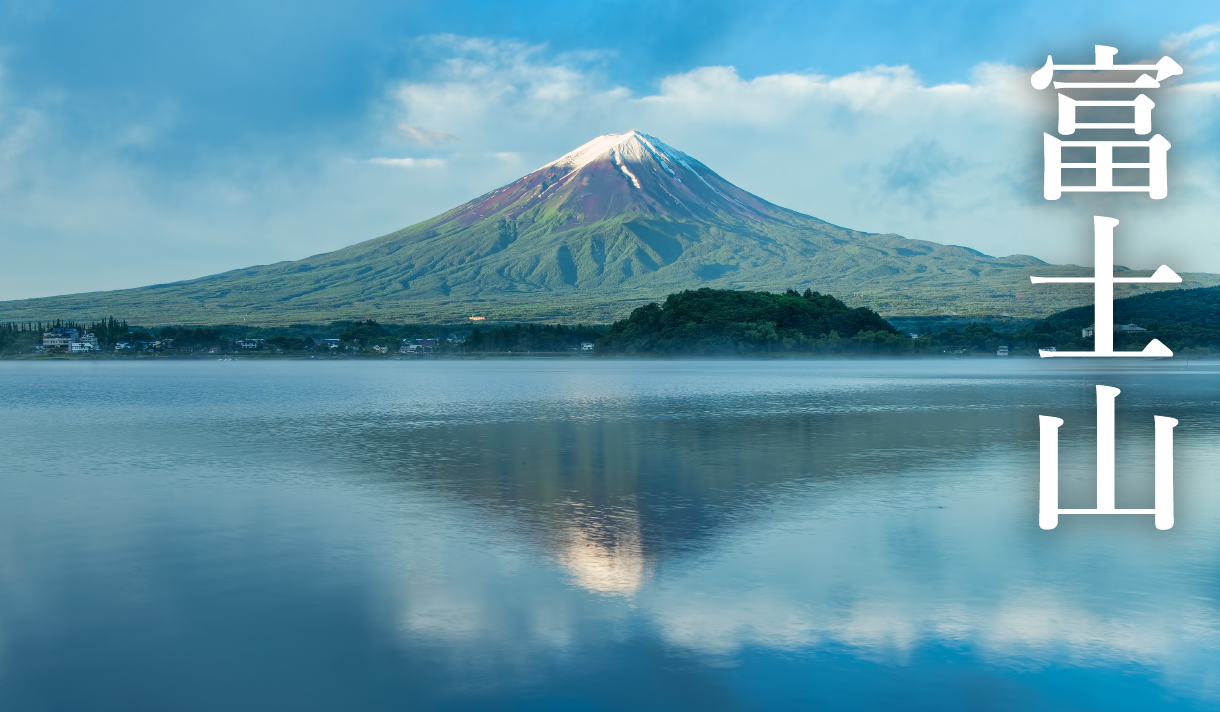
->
[3,286,1219,359]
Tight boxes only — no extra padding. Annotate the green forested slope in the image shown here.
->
[1,208,1210,326]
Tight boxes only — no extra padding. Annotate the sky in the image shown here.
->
[2,0,1220,300]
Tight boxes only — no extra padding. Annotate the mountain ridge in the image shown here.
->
[1,130,1215,326]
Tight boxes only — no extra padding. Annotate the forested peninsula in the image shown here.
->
[595,288,911,355]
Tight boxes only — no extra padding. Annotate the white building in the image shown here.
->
[42,328,75,349]
[1083,323,1146,338]
[44,328,99,351]
[43,333,72,349]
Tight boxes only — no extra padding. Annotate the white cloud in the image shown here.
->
[1164,22,1220,59]
[395,124,457,145]
[367,156,446,168]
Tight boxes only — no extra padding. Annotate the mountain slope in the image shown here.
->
[2,131,1215,325]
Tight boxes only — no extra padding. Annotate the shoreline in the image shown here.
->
[0,351,1202,362]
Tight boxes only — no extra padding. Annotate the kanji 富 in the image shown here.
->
[1032,45,1181,200]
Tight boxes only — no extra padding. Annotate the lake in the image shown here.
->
[2,358,1219,711]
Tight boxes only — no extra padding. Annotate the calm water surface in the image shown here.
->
[3,358,1220,711]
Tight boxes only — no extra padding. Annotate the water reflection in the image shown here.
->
[558,505,645,596]
[349,361,1220,702]
[3,360,1220,709]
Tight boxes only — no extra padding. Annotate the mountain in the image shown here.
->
[1,130,1215,326]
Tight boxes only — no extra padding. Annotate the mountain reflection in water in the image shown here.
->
[2,359,1219,711]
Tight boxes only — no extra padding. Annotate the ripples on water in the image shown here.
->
[2,359,1220,710]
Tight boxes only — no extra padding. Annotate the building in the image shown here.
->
[581,341,595,351]
[43,328,99,351]
[400,338,436,354]
[42,327,76,349]
[1083,323,1147,338]
[43,332,73,349]
[997,345,1009,357]
[373,345,388,354]
[237,339,263,350]
[114,341,133,351]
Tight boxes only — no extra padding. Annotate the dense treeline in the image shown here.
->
[0,322,38,353]
[2,318,131,354]
[595,288,917,355]
[925,285,1220,356]
[462,323,608,352]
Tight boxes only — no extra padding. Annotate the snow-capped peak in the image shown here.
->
[537,130,687,173]
[435,130,774,228]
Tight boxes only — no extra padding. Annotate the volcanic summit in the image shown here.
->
[441,130,779,226]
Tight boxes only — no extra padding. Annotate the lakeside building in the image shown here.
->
[237,339,264,350]
[42,328,76,349]
[1082,323,1148,338]
[400,338,437,354]
[997,346,1010,357]
[43,333,73,349]
[43,328,99,352]
[581,341,595,351]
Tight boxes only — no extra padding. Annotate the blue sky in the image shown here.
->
[2,0,1220,300]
